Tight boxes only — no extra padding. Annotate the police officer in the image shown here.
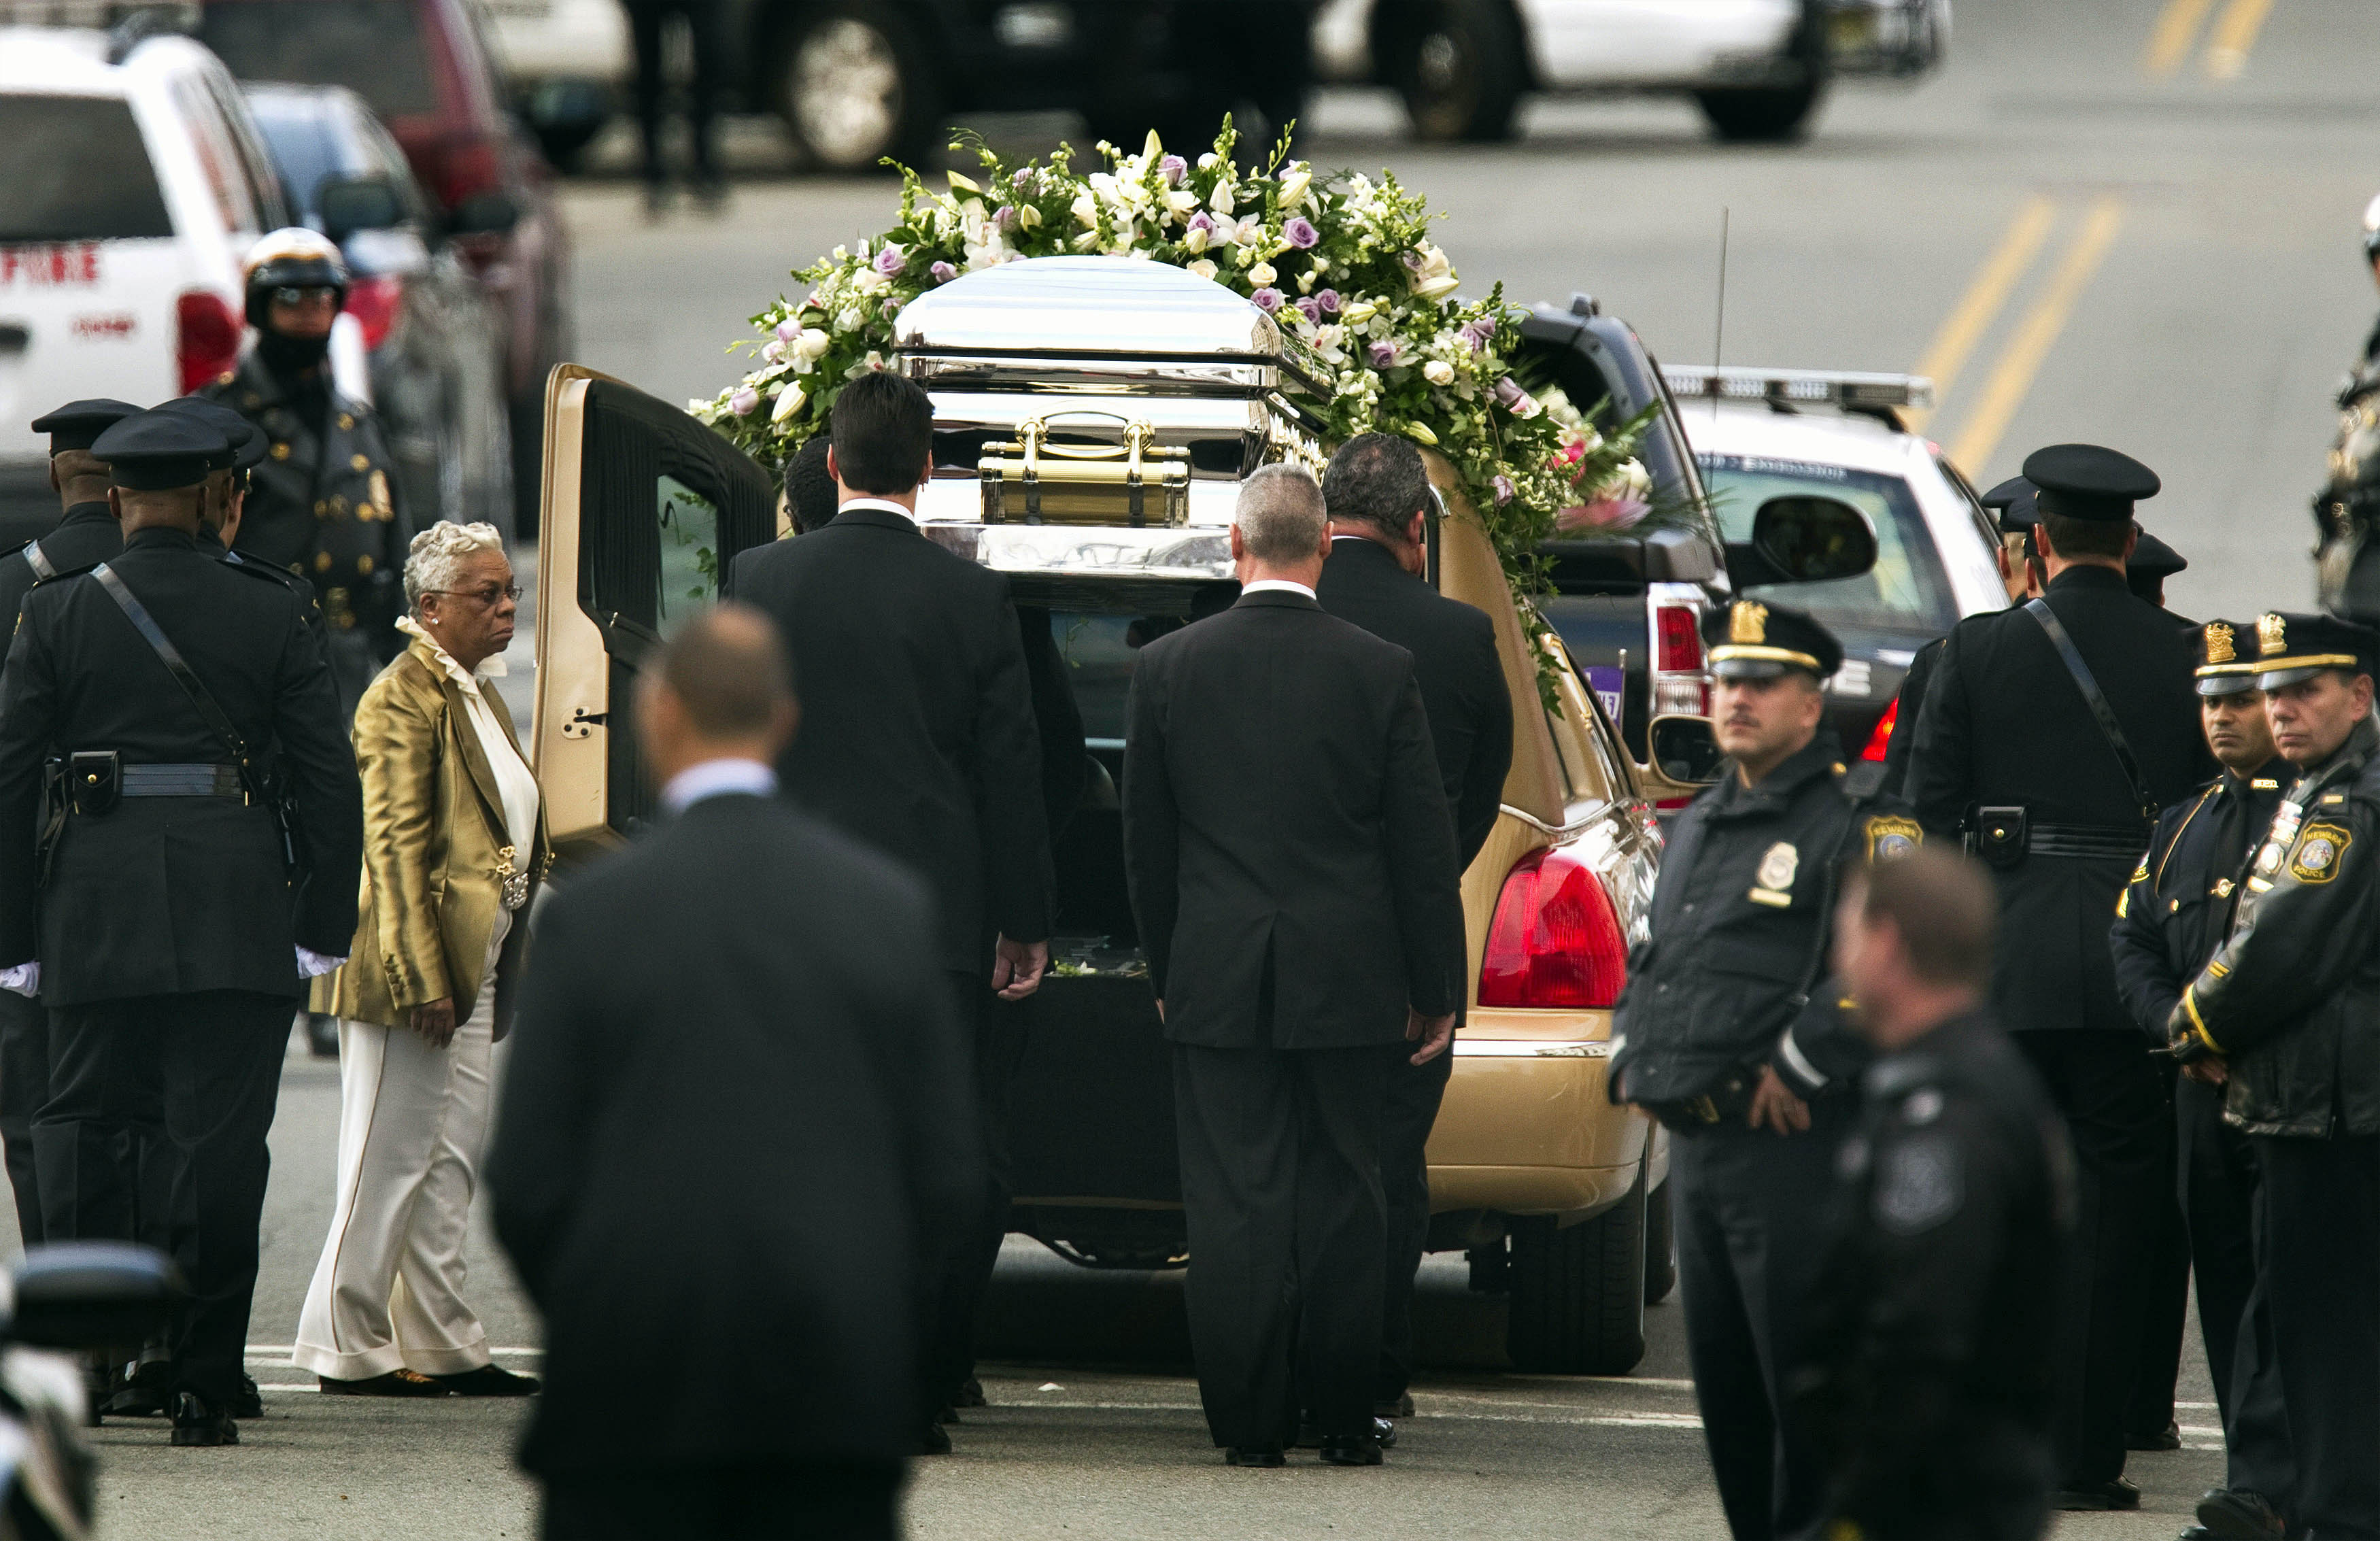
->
[2168,612,2380,1541]
[0,409,362,1446]
[1906,443,2211,1511]
[203,228,405,717]
[1610,600,1922,1541]
[2130,530,2189,616]
[2312,194,2380,623]
[2109,620,2295,1541]
[1794,849,2075,1541]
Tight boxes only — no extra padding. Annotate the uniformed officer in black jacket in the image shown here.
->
[203,228,406,718]
[0,399,139,1249]
[2109,620,2296,1541]
[0,409,363,1447]
[1907,443,2211,1511]
[2311,194,2380,623]
[1794,849,2075,1541]
[1316,433,1515,1424]
[2168,612,2380,1541]
[1610,600,1922,1541]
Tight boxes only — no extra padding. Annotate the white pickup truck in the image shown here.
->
[1314,0,1948,143]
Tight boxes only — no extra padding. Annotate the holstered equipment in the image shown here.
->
[65,751,118,817]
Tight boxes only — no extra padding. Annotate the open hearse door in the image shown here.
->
[532,365,782,859]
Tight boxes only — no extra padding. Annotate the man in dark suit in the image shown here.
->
[491,605,979,1538]
[1125,463,1466,1468]
[1316,433,1511,1421]
[1907,443,2213,1511]
[728,372,1053,1445]
[0,409,362,1445]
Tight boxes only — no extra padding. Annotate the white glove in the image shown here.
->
[295,947,346,980]
[0,963,35,998]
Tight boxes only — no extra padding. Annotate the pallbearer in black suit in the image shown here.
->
[2109,620,2295,1538]
[1316,433,1512,1423]
[0,399,139,1249]
[728,371,1051,1449]
[1124,464,1465,1468]
[1907,443,2212,1511]
[0,410,362,1446]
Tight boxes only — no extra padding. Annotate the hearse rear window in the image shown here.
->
[0,95,172,242]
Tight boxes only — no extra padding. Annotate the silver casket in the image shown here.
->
[894,256,1331,612]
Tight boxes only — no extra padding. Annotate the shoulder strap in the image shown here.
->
[22,540,53,581]
[2023,596,2159,821]
[90,564,258,783]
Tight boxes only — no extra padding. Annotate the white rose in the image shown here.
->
[1424,360,1455,386]
[835,307,865,332]
[797,328,832,359]
[1249,261,1277,286]
[1187,258,1219,281]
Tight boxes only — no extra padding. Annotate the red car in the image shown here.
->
[190,0,571,530]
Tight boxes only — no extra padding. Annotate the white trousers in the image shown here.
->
[292,909,508,1380]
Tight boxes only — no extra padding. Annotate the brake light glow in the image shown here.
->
[344,274,404,352]
[1478,846,1629,1010]
[1861,699,1897,762]
[173,290,241,394]
[1652,602,1710,717]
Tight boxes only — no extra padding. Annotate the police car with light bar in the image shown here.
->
[1662,364,2006,761]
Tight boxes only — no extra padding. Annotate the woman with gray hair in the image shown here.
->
[292,520,549,1396]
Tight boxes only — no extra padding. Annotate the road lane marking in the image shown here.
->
[2202,0,2277,80]
[2142,0,2220,78]
[1907,196,2058,432]
[1946,197,2126,478]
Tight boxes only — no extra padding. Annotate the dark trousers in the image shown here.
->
[35,991,290,1404]
[2126,1061,2191,1442]
[2176,1073,2294,1500]
[2010,1029,2166,1488]
[1375,1046,1451,1406]
[919,972,1013,1416]
[1673,1094,1854,1541]
[1174,1040,1393,1450]
[0,988,46,1246]
[540,1459,904,1540]
[625,0,724,183]
[2254,1132,2380,1541]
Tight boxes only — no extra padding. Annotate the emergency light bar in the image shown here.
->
[1662,366,1935,412]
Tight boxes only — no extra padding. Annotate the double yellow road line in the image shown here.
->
[2143,0,2279,81]
[1909,195,2126,478]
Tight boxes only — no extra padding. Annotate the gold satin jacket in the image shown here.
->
[312,638,550,1034]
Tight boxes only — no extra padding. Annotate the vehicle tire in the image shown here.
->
[1380,0,1527,145]
[531,118,605,174]
[1644,1174,1676,1305]
[771,1,942,173]
[1695,82,1824,143]
[1506,1159,1649,1375]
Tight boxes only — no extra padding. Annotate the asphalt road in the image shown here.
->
[48,0,2380,1533]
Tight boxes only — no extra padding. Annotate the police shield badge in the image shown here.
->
[2290,822,2353,883]
[1865,815,1922,864]
[1748,841,1799,907]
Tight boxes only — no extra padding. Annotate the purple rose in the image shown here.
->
[1251,286,1283,314]
[1188,211,1216,234]
[1367,340,1399,369]
[1316,288,1341,315]
[1492,475,1516,506]
[1495,376,1531,410]
[1159,154,1187,186]
[1295,297,1323,323]
[775,318,801,344]
[881,297,900,316]
[729,386,759,416]
[1401,250,1425,272]
[1283,216,1320,250]
[874,245,906,276]
[930,260,959,283]
[1461,317,1496,354]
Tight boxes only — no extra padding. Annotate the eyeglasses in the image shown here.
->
[270,287,339,309]
[424,583,520,607]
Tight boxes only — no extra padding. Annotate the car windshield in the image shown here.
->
[245,101,345,218]
[1701,452,1959,641]
[0,95,173,241]
[197,1,439,120]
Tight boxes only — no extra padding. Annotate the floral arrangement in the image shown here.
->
[694,121,1669,671]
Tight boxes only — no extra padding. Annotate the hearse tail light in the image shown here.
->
[344,274,405,351]
[1653,602,1708,717]
[1861,698,1897,762]
[174,290,242,394]
[1478,846,1629,1011]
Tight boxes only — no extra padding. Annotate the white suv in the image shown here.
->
[0,26,287,543]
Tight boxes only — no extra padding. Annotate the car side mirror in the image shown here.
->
[8,1242,184,1353]
[447,190,522,238]
[316,175,407,243]
[1724,495,1878,588]
[1648,714,1724,785]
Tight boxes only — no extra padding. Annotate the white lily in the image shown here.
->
[771,382,806,423]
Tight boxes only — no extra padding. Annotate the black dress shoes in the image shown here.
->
[1299,1415,1397,1449]
[1319,1434,1384,1467]
[169,1393,237,1447]
[1375,1393,1414,1419]
[319,1369,451,1397]
[919,1419,952,1455]
[2052,1477,2141,1511]
[955,1378,987,1409]
[2128,1419,2182,1451]
[435,1365,541,1397]
[231,1374,264,1419]
[1223,1446,1285,1468]
[2196,1487,2286,1540]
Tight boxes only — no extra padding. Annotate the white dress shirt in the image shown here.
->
[662,757,779,814]
[835,496,918,526]
[1241,578,1319,601]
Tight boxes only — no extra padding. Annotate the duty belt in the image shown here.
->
[2026,822,2150,862]
[120,764,245,798]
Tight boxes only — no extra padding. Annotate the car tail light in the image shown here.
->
[1478,846,1629,1010]
[174,290,242,394]
[426,133,502,213]
[1861,699,1897,762]
[1652,602,1710,717]
[344,274,405,351]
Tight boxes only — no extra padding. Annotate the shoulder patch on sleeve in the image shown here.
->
[1874,1133,1964,1235]
[1865,814,1923,864]
[2289,822,2353,884]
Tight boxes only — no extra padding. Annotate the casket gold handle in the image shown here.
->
[1019,418,1044,522]
[1125,421,1151,527]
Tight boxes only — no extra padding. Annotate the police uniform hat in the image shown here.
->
[241,227,349,329]
[89,410,231,492]
[2250,611,2380,690]
[152,396,267,473]
[2132,528,2186,583]
[29,399,142,456]
[2193,619,2262,698]
[1979,474,2039,535]
[2020,443,2161,522]
[1702,598,1842,681]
